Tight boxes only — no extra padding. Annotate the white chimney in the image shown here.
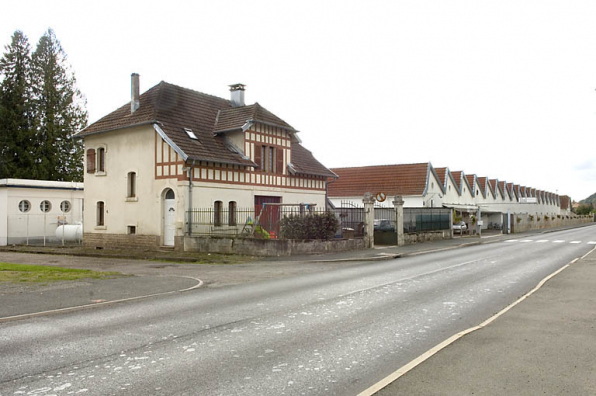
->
[131,73,140,114]
[229,83,246,107]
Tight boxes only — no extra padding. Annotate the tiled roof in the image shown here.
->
[291,144,336,177]
[451,171,463,189]
[214,103,295,133]
[560,195,571,209]
[477,177,488,196]
[488,179,499,198]
[506,183,515,198]
[434,167,447,187]
[328,163,430,197]
[465,175,477,196]
[77,81,330,176]
[498,181,507,198]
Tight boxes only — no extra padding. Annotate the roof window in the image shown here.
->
[185,128,198,140]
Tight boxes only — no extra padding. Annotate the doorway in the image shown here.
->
[163,188,176,246]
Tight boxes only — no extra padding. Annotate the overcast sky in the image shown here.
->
[2,0,595,200]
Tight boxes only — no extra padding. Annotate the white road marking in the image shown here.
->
[588,242,596,245]
[519,240,533,243]
[504,240,518,243]
[536,240,549,243]
[553,240,565,243]
[0,275,204,323]
[570,241,581,244]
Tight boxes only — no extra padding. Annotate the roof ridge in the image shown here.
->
[159,81,232,105]
[330,162,430,170]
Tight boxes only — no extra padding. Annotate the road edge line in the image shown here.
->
[0,275,203,324]
[357,254,586,396]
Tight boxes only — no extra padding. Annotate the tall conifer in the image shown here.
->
[31,29,87,181]
[0,30,35,179]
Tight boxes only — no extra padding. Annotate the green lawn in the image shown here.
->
[0,262,121,283]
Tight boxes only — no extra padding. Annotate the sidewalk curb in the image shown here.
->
[0,275,204,324]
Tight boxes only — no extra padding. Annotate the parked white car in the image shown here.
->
[452,221,468,234]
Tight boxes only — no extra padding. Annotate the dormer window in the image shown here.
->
[185,128,198,140]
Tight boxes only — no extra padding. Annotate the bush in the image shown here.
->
[280,212,339,240]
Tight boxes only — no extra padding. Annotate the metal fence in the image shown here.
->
[187,205,347,239]
[6,213,83,246]
[186,205,449,239]
[404,208,450,233]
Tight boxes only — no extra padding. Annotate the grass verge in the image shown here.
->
[0,262,122,283]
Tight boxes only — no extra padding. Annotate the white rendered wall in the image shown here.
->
[0,189,7,245]
[2,184,83,245]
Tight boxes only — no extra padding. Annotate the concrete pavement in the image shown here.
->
[375,245,596,395]
[0,225,595,394]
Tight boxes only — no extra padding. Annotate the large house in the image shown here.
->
[77,75,335,249]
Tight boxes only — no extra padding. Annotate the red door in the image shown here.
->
[255,196,281,238]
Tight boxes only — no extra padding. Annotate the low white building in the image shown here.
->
[0,179,84,246]
[328,162,564,232]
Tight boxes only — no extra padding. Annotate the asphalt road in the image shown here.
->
[1,226,595,396]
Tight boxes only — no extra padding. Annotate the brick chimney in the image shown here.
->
[229,84,245,107]
[131,73,140,114]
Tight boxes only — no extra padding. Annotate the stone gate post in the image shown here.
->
[393,196,405,246]
[363,192,375,248]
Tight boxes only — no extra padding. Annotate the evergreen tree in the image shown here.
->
[0,30,35,179]
[31,29,87,181]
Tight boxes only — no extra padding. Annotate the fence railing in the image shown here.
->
[373,207,451,233]
[404,208,450,232]
[186,206,347,239]
[186,206,449,238]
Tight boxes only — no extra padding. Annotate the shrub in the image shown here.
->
[280,212,339,240]
[529,215,534,221]
[544,215,548,221]
[516,217,522,223]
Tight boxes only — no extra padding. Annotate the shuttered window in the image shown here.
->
[254,145,262,170]
[276,148,284,174]
[87,149,96,173]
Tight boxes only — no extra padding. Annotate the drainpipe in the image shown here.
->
[325,175,338,210]
[187,161,196,235]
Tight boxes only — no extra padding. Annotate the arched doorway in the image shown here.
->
[163,188,176,246]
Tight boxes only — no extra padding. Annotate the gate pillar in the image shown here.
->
[393,196,405,246]
[363,192,375,248]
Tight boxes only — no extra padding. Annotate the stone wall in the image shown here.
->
[404,230,451,245]
[184,236,366,257]
[83,233,160,250]
[512,215,593,233]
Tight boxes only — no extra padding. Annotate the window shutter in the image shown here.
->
[87,149,96,173]
[276,148,284,174]
[254,145,262,171]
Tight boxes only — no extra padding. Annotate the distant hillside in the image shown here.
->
[580,192,596,205]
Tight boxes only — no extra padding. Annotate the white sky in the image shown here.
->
[2,0,595,201]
